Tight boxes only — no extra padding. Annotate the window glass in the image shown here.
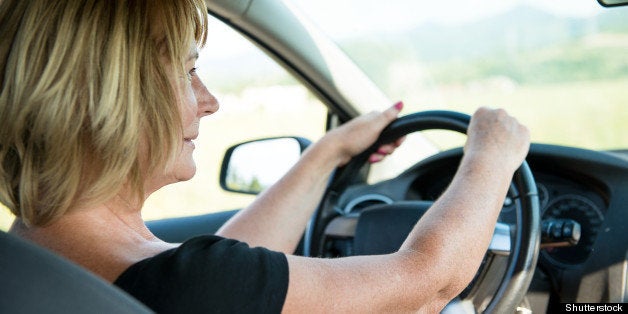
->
[292,0,628,152]
[0,209,9,231]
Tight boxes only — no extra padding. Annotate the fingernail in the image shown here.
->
[368,155,381,163]
[394,101,404,111]
[377,148,388,155]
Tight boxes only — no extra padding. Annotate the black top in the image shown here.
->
[114,235,289,314]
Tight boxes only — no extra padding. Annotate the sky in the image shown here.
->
[201,0,605,61]
[290,0,603,37]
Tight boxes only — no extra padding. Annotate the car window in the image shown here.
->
[291,0,628,152]
[0,14,328,230]
[0,207,8,230]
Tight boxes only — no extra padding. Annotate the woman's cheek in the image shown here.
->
[177,84,197,123]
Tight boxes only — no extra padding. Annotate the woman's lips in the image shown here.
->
[184,136,196,148]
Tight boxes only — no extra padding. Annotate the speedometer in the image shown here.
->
[541,195,604,265]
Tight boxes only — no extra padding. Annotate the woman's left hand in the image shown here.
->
[322,101,405,166]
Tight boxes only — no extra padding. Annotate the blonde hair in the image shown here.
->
[0,0,208,226]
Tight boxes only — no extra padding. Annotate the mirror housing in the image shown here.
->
[220,137,311,195]
[597,0,628,7]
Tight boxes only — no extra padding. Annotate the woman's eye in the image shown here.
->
[186,67,198,81]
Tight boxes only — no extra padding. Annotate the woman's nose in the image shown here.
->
[192,76,219,117]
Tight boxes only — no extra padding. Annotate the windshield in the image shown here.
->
[291,0,628,151]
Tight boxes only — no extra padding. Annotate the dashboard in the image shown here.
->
[330,143,628,310]
[408,155,609,268]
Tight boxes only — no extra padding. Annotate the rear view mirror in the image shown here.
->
[597,0,628,7]
[220,137,311,195]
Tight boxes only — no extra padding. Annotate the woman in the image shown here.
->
[0,0,530,313]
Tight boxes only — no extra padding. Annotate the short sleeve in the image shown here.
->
[114,235,289,314]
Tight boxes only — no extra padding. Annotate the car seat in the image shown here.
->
[0,231,151,313]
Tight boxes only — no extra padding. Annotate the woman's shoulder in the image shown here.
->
[114,235,289,313]
[115,235,287,282]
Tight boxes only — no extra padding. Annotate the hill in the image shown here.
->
[341,5,628,86]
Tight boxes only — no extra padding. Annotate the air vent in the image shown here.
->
[343,194,393,215]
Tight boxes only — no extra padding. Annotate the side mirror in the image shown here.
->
[220,137,311,195]
[597,0,628,7]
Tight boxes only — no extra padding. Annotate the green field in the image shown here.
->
[403,78,628,151]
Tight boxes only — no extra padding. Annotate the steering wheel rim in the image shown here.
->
[310,110,540,313]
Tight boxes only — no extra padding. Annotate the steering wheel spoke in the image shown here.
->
[443,298,477,314]
[488,222,512,256]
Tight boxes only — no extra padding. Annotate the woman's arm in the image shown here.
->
[282,108,530,312]
[216,103,404,253]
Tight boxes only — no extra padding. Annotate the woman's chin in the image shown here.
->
[146,159,197,193]
[174,164,197,182]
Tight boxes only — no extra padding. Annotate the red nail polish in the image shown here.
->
[394,101,404,111]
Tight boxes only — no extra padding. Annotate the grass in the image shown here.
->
[399,78,628,151]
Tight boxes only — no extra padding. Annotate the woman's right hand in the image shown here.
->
[318,102,405,167]
[464,107,530,174]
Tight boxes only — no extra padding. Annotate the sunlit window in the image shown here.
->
[292,0,628,151]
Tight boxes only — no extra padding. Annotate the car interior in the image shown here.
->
[1,0,627,313]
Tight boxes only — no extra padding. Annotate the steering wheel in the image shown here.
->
[306,110,540,313]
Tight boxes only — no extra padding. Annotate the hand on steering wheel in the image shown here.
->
[307,110,540,314]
